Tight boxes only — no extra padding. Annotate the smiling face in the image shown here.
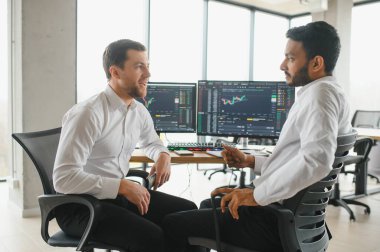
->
[280,39,312,87]
[110,49,150,101]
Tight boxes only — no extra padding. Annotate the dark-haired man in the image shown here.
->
[163,21,352,252]
[53,39,197,252]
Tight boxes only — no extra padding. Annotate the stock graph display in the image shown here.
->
[197,80,295,137]
[137,82,196,133]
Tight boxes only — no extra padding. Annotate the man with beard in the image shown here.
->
[53,39,197,252]
[163,21,352,252]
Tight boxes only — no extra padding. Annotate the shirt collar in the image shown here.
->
[297,76,336,97]
[104,85,138,112]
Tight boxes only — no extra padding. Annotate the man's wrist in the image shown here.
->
[246,154,255,168]
[159,152,171,158]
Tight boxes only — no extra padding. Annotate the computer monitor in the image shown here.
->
[197,80,295,138]
[137,82,197,133]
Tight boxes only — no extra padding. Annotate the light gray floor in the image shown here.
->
[1,163,380,252]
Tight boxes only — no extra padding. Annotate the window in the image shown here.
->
[77,0,146,102]
[290,15,311,28]
[350,2,380,111]
[149,0,203,143]
[0,0,9,178]
[149,0,203,83]
[207,1,251,80]
[253,11,288,81]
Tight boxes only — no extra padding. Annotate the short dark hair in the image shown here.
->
[103,39,146,80]
[286,21,341,75]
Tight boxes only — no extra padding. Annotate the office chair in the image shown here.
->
[351,110,380,129]
[189,130,357,252]
[12,127,153,252]
[348,110,380,183]
[329,137,373,221]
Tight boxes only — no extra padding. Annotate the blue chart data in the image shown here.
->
[197,80,295,138]
[137,82,196,133]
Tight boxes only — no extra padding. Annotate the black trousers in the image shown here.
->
[163,198,283,252]
[55,190,197,252]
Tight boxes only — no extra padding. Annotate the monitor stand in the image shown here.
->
[239,137,249,149]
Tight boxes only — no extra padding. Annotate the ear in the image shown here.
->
[109,65,121,80]
[310,55,325,73]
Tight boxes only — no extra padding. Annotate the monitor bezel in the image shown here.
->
[196,80,294,139]
[143,81,197,134]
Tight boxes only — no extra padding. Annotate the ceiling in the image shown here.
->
[220,0,374,17]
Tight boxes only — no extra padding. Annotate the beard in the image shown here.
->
[126,84,147,98]
[287,65,312,87]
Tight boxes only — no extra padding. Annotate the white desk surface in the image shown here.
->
[354,127,380,140]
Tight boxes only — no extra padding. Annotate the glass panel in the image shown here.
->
[149,0,203,143]
[77,0,146,102]
[0,0,9,177]
[207,2,250,80]
[290,15,311,28]
[253,11,288,81]
[350,2,380,110]
[149,0,203,83]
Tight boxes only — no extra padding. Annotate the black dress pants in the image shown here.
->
[55,190,197,252]
[163,198,283,252]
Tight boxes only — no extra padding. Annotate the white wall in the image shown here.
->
[10,0,76,216]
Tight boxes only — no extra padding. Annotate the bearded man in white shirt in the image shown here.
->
[53,39,197,252]
[163,21,352,252]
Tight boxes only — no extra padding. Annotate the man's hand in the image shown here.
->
[221,144,255,168]
[118,179,150,215]
[211,187,258,220]
[149,152,171,190]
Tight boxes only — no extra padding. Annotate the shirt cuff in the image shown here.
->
[252,183,269,206]
[97,177,121,199]
[253,156,267,175]
[153,147,170,161]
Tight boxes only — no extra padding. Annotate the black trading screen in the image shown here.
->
[137,82,196,133]
[197,80,295,137]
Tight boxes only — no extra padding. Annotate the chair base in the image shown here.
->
[329,198,370,221]
[204,164,238,181]
[48,231,125,251]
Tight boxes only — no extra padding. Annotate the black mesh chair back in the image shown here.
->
[11,128,149,251]
[281,130,357,252]
[189,130,357,252]
[12,127,61,195]
[351,110,380,128]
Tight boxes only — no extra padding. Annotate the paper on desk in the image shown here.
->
[206,150,269,157]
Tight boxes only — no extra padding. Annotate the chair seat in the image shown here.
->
[48,231,125,251]
[188,237,259,252]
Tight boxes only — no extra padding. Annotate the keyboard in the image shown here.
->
[167,142,236,151]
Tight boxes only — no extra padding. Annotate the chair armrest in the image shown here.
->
[126,169,151,188]
[261,204,299,252]
[354,137,373,161]
[210,192,298,252]
[38,194,101,251]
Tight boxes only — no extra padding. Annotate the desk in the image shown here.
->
[130,149,225,164]
[344,128,380,199]
[355,127,380,141]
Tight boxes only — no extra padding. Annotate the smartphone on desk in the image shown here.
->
[174,150,194,156]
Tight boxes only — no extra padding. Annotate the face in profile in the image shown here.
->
[280,39,312,87]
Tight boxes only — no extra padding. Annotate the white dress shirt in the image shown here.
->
[252,76,352,206]
[53,85,168,199]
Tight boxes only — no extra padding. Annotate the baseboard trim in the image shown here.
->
[22,207,40,217]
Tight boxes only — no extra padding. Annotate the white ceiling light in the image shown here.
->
[300,0,328,13]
